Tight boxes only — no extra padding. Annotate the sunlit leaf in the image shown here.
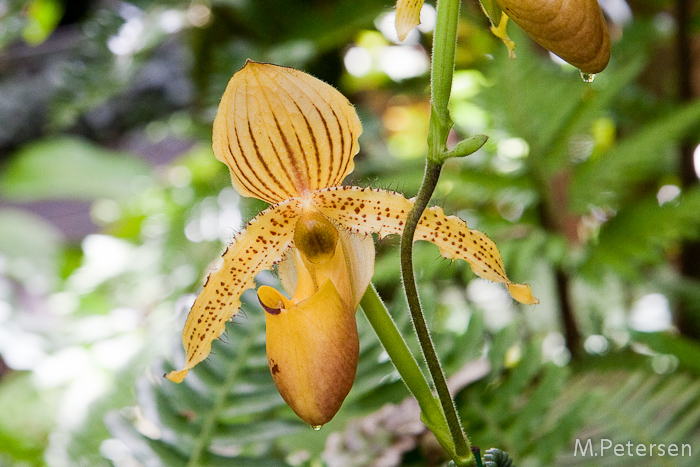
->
[0,208,64,282]
[0,372,57,463]
[0,137,150,202]
[22,0,63,45]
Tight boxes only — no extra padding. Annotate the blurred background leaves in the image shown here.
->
[1,0,700,466]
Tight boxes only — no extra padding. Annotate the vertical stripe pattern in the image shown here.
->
[213,61,362,204]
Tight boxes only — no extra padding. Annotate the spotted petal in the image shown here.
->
[166,199,302,383]
[213,61,362,204]
[312,186,538,304]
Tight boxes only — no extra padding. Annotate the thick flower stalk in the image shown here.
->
[166,61,536,427]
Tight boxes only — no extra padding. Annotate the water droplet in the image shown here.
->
[311,425,322,431]
[580,71,596,83]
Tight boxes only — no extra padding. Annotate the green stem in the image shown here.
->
[360,284,458,457]
[360,284,434,405]
[187,319,263,467]
[398,0,473,463]
[428,0,460,159]
[402,161,471,459]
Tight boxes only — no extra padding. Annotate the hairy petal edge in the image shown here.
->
[166,199,301,383]
[313,186,538,305]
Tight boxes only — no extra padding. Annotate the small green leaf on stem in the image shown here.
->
[443,135,488,162]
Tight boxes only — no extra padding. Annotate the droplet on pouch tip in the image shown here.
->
[580,71,596,83]
[311,425,323,431]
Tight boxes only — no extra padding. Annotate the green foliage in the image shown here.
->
[111,308,299,467]
[22,0,64,45]
[0,137,150,202]
[454,332,700,466]
[554,368,700,466]
[0,372,56,466]
[101,292,414,466]
[582,188,700,279]
[459,340,588,464]
[570,101,700,211]
[0,208,64,282]
[2,1,700,467]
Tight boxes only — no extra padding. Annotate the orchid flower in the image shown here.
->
[166,61,537,427]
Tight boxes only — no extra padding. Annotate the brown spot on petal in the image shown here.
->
[311,186,537,304]
[165,199,301,384]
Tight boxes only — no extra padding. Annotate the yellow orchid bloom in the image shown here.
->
[166,60,537,427]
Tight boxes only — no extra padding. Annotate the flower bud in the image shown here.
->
[495,0,610,73]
